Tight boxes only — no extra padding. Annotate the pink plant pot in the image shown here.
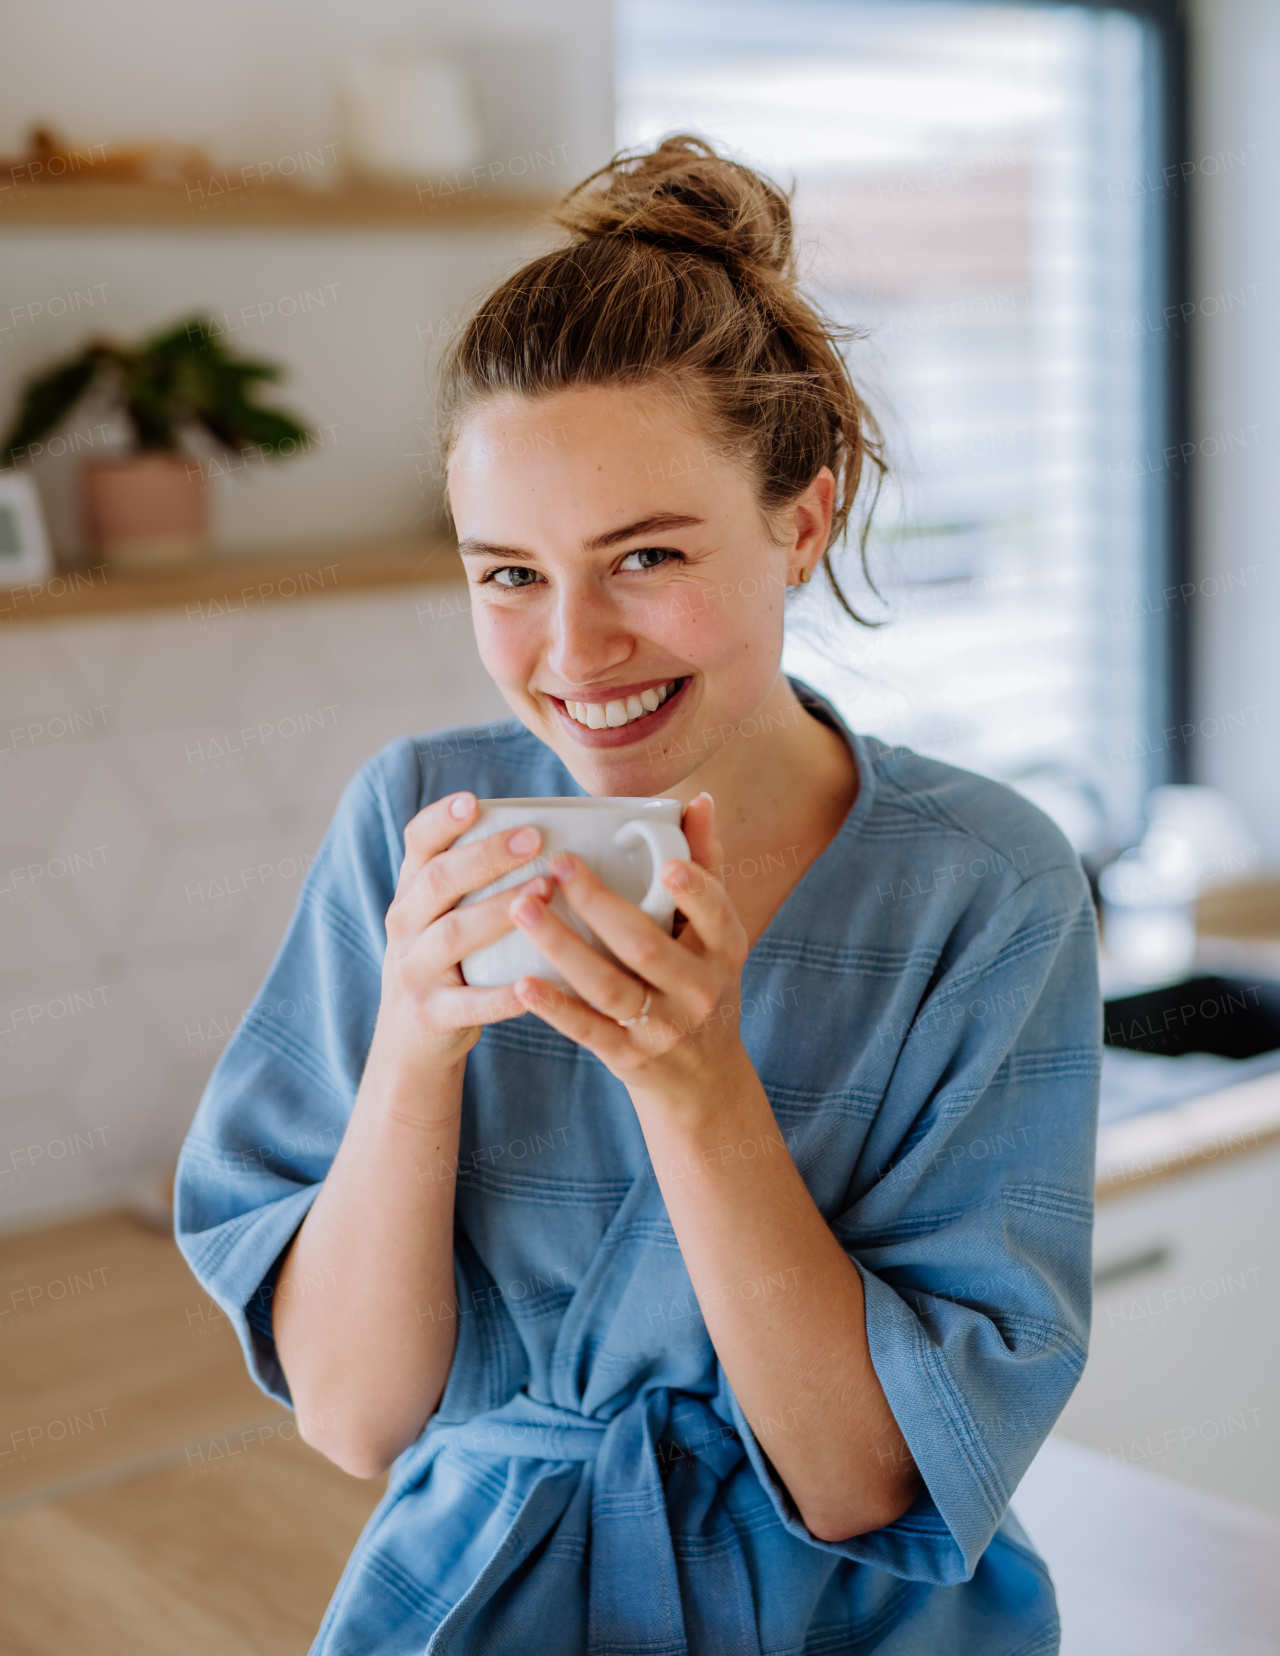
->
[83,454,208,569]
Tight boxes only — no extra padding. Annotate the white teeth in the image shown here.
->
[563,680,678,730]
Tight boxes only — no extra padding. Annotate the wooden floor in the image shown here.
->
[7,1210,1278,1653]
[0,1211,385,1654]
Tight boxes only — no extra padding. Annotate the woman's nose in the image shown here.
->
[547,585,635,687]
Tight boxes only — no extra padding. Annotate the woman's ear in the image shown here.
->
[788,467,836,584]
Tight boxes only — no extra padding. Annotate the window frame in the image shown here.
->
[985,0,1192,780]
[614,0,1192,800]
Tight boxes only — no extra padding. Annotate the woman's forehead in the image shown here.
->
[447,388,757,542]
[451,383,710,459]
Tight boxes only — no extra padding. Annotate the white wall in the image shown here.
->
[2,227,572,558]
[4,0,1278,1225]
[0,583,508,1229]
[0,0,611,194]
[0,0,613,559]
[1188,0,1280,860]
[0,1,612,1226]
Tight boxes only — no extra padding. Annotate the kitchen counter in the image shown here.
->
[1014,1435,1280,1656]
[1096,1066,1280,1199]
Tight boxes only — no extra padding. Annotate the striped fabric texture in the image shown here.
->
[175,684,1100,1655]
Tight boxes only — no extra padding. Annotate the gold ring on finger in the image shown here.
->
[617,988,653,1028]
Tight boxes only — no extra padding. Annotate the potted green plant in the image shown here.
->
[0,317,313,569]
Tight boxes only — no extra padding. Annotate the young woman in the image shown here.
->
[177,137,1099,1655]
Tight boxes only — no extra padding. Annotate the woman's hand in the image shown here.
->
[377,791,548,1076]
[507,794,750,1104]
[279,787,547,1474]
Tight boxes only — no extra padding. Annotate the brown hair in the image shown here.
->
[438,134,884,620]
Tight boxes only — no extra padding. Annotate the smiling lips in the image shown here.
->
[561,679,679,730]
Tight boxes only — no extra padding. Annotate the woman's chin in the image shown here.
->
[555,745,686,799]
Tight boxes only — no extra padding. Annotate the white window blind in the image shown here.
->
[617,0,1168,855]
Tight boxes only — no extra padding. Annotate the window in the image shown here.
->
[617,0,1184,857]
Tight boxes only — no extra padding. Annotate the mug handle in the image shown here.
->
[613,820,690,929]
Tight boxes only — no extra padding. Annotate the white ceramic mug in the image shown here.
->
[454,798,689,989]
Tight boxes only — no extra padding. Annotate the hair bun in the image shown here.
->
[444,132,885,625]
[554,134,794,281]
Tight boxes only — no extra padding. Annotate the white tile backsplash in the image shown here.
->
[44,747,163,941]
[0,876,96,977]
[0,579,501,1223]
[0,968,109,1097]
[114,613,256,712]
[1,727,103,846]
[120,720,278,826]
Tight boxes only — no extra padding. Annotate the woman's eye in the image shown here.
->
[489,566,541,588]
[618,548,675,572]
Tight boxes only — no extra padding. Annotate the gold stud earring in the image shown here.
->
[797,567,811,584]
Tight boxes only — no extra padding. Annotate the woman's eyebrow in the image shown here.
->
[457,514,705,563]
[457,538,536,561]
[584,513,705,550]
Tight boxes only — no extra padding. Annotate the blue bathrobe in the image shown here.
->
[175,685,1099,1654]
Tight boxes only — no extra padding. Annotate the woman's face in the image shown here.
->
[447,384,828,797]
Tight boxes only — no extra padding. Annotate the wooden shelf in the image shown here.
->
[0,537,464,623]
[0,179,558,232]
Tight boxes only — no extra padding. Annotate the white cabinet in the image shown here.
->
[1055,1143,1280,1518]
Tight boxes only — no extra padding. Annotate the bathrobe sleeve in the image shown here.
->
[173,738,420,1405]
[729,862,1100,1584]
